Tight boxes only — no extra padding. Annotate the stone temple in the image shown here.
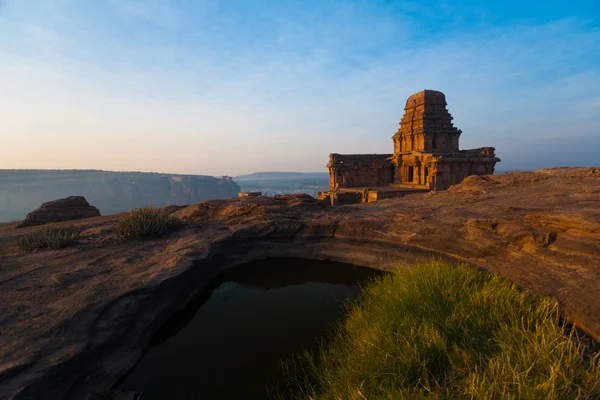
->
[317,90,501,205]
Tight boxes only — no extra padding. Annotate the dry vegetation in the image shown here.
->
[16,225,79,253]
[116,206,181,239]
[276,261,600,399]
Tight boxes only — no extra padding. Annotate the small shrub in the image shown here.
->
[117,206,181,239]
[17,225,79,253]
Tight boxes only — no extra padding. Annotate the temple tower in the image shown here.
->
[392,90,462,155]
[319,88,500,203]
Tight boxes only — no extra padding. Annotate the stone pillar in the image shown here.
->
[329,168,336,191]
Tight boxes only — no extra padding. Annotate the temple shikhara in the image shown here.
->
[317,89,501,205]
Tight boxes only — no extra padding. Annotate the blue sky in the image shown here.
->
[1,0,599,175]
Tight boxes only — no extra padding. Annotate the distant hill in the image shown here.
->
[0,169,241,222]
[234,172,329,180]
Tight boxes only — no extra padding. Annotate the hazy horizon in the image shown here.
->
[0,166,548,178]
[1,1,599,176]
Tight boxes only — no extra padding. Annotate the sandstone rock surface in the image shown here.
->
[0,167,599,399]
[16,196,101,228]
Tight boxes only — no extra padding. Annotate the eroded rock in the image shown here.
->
[15,196,101,228]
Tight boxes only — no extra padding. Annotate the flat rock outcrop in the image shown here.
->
[0,167,599,399]
[16,196,101,228]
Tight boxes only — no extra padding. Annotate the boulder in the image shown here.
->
[16,196,101,228]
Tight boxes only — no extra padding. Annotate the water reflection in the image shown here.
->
[119,258,382,399]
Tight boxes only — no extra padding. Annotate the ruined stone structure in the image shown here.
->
[327,154,394,191]
[319,90,500,204]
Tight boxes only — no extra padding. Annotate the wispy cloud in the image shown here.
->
[0,0,598,175]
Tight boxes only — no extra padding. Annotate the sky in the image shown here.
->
[0,0,599,176]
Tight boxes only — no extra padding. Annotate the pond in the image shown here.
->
[118,258,382,399]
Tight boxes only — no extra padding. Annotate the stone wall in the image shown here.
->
[327,154,394,190]
[430,149,499,190]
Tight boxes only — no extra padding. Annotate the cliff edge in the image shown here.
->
[0,170,241,222]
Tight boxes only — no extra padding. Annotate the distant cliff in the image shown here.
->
[235,171,329,180]
[0,170,241,222]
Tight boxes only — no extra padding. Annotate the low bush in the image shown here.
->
[117,206,181,239]
[276,260,600,399]
[17,225,79,253]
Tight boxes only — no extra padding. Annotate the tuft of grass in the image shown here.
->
[17,225,79,253]
[275,260,600,400]
[116,206,181,239]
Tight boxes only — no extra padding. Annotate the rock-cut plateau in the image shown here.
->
[0,167,599,399]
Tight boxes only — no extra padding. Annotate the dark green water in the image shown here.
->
[118,258,382,399]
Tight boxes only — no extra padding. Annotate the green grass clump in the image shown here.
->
[17,225,79,253]
[276,261,600,400]
[117,206,181,239]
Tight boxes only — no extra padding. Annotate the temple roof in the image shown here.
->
[404,90,447,109]
[395,89,461,140]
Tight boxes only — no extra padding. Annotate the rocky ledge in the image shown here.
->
[0,167,599,399]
